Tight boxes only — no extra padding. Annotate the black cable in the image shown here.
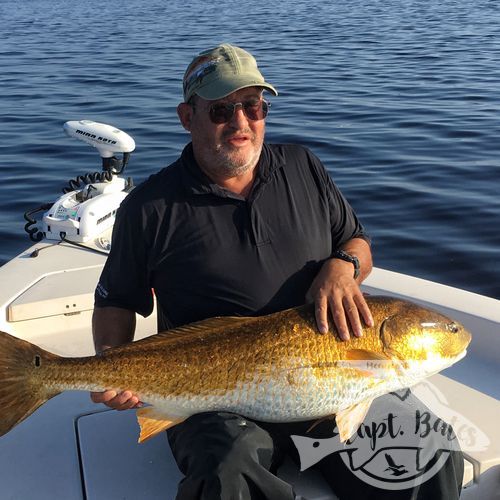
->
[60,235,110,256]
[23,203,52,242]
[29,241,63,257]
[62,170,113,193]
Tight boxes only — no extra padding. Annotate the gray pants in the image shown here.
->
[167,391,464,500]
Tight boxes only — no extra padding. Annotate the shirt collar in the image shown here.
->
[180,142,285,199]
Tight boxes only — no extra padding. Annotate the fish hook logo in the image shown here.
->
[291,381,489,490]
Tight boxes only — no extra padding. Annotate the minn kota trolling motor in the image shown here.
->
[24,120,135,248]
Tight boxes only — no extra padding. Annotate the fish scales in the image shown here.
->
[0,296,471,442]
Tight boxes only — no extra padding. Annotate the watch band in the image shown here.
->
[332,250,360,279]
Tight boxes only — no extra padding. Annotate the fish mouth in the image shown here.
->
[449,348,467,363]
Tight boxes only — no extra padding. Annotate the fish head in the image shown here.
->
[380,301,471,374]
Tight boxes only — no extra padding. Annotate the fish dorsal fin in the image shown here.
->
[110,316,259,354]
[336,398,374,442]
[136,407,186,443]
[154,316,258,341]
[345,349,389,361]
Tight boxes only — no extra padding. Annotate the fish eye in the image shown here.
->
[447,323,459,334]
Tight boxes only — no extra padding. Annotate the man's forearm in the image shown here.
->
[339,237,373,282]
[92,306,136,354]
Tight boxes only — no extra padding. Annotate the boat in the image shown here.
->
[0,121,498,499]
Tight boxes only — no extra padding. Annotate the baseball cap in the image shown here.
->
[183,44,278,102]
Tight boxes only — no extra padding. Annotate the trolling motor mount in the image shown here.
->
[24,120,136,243]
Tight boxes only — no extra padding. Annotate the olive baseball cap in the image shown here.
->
[183,44,278,102]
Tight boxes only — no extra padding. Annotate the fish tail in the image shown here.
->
[0,330,60,437]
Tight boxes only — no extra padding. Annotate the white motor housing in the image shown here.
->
[63,120,135,158]
[25,120,137,244]
[42,177,128,242]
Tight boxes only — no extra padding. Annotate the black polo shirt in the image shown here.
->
[95,143,368,329]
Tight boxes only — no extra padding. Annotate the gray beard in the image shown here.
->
[211,145,261,178]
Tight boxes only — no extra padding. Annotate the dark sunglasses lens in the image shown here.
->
[244,100,268,121]
[210,104,233,124]
[209,101,268,124]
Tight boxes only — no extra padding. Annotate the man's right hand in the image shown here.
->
[90,390,142,410]
[91,307,141,410]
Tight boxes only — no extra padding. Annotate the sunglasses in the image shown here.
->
[195,99,270,124]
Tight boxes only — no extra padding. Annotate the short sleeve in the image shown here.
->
[94,197,154,317]
[306,149,370,249]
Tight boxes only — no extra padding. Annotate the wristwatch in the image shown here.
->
[331,250,360,279]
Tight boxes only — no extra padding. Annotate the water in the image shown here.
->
[1,0,499,299]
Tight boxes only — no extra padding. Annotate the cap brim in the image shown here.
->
[194,79,278,101]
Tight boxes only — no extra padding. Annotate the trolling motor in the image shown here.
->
[24,120,135,244]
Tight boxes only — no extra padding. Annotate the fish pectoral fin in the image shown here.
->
[345,348,408,377]
[335,399,374,443]
[136,407,186,443]
[342,349,392,377]
[345,349,389,361]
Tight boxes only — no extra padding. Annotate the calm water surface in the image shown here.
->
[1,0,499,299]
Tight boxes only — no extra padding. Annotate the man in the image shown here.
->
[91,44,462,499]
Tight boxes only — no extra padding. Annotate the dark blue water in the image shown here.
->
[1,0,499,299]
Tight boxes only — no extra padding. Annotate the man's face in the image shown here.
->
[179,87,266,179]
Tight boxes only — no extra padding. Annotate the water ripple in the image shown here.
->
[0,0,499,298]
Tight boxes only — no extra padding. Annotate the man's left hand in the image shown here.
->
[306,247,374,340]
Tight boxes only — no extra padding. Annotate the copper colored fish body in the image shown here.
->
[0,296,471,442]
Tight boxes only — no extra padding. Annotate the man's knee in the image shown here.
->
[169,412,275,471]
[169,412,293,500]
[168,412,276,476]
